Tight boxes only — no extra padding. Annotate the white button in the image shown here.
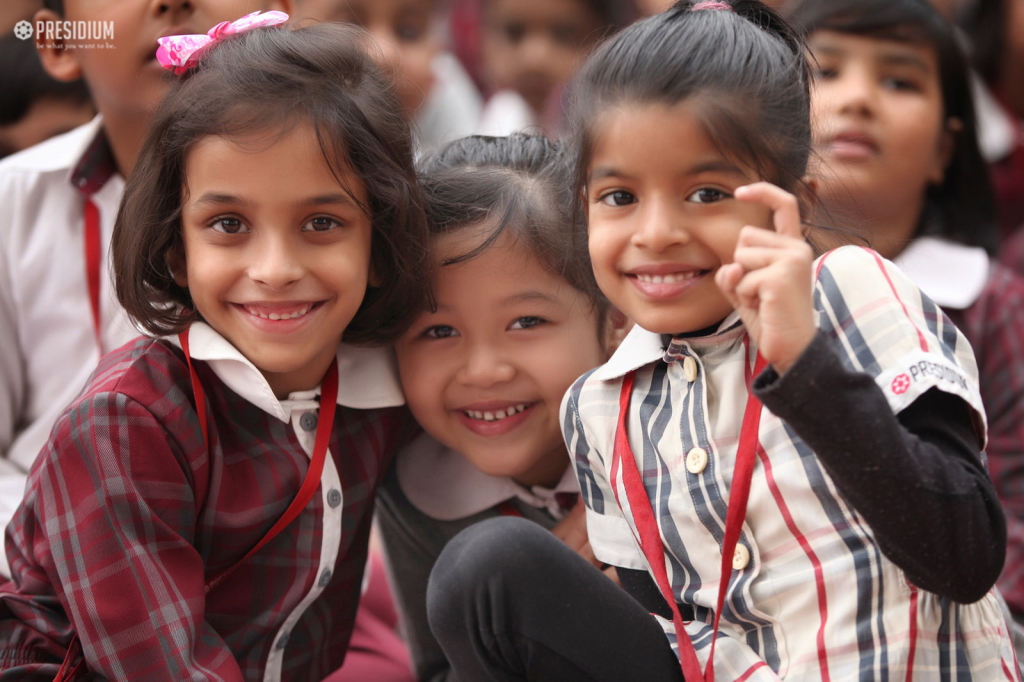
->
[683,356,698,383]
[685,447,708,474]
[732,544,750,570]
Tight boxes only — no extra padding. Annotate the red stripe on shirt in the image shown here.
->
[863,248,929,352]
[756,443,832,681]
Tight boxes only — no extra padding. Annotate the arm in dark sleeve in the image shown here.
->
[375,464,462,682]
[753,332,1006,604]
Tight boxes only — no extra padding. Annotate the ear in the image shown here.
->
[266,0,294,15]
[601,306,633,357]
[368,262,382,288]
[168,247,188,289]
[33,9,83,83]
[796,175,820,217]
[928,116,961,186]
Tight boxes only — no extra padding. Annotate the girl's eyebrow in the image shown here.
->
[190,192,251,209]
[875,50,932,74]
[503,291,560,306]
[188,192,359,209]
[589,159,747,183]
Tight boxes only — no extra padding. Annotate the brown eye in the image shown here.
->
[211,217,249,234]
[598,190,635,207]
[686,188,729,204]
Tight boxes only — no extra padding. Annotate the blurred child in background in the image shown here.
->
[960,0,1024,241]
[296,0,482,153]
[476,0,634,136]
[0,35,93,159]
[790,0,1024,631]
[0,0,290,579]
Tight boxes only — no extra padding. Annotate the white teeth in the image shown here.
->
[245,305,312,320]
[636,272,701,284]
[464,404,529,422]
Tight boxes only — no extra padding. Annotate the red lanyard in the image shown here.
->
[83,199,103,353]
[178,328,340,594]
[612,341,767,682]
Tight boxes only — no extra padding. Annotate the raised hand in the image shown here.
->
[714,182,816,374]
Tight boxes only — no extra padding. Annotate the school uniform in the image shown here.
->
[896,237,1024,623]
[0,322,413,682]
[564,246,1018,680]
[376,432,579,682]
[0,117,138,574]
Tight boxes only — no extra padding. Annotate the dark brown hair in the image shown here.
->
[418,133,607,315]
[113,22,430,344]
[568,0,812,220]
[786,0,998,255]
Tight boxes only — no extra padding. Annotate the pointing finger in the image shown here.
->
[734,182,803,240]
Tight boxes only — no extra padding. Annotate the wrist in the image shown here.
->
[769,326,817,376]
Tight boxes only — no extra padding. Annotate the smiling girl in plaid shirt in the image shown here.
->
[424,2,1019,680]
[0,19,429,682]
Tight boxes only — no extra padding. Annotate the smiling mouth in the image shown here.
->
[240,302,324,320]
[633,271,708,284]
[463,403,530,422]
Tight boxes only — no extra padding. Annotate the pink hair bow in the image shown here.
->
[691,1,733,10]
[156,10,289,75]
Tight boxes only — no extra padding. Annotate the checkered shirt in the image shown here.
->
[0,335,412,681]
[563,246,1019,680]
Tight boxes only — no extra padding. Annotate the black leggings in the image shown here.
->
[426,516,685,682]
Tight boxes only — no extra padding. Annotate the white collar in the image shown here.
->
[595,311,743,381]
[397,432,579,521]
[0,115,104,175]
[971,74,1017,163]
[167,321,405,422]
[894,237,990,310]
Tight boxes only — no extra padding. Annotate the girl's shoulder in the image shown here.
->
[813,246,986,431]
[81,335,191,404]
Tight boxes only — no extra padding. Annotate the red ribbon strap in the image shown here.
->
[83,199,102,352]
[178,328,339,594]
[614,341,766,681]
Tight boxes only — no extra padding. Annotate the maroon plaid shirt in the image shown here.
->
[0,336,412,681]
[949,263,1024,619]
[999,224,1024,279]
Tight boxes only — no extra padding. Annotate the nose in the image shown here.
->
[153,0,193,17]
[455,340,516,389]
[247,233,305,290]
[519,32,555,69]
[369,27,402,72]
[630,194,690,253]
[833,64,877,119]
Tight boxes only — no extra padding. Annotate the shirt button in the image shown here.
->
[683,356,698,383]
[276,632,289,649]
[299,412,318,432]
[685,447,708,474]
[732,544,751,571]
[327,489,342,507]
[319,568,332,587]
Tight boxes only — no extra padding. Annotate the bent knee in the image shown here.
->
[426,517,554,632]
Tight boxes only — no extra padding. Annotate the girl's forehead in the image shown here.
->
[807,29,940,75]
[586,102,757,181]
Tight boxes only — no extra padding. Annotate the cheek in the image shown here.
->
[397,349,447,416]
